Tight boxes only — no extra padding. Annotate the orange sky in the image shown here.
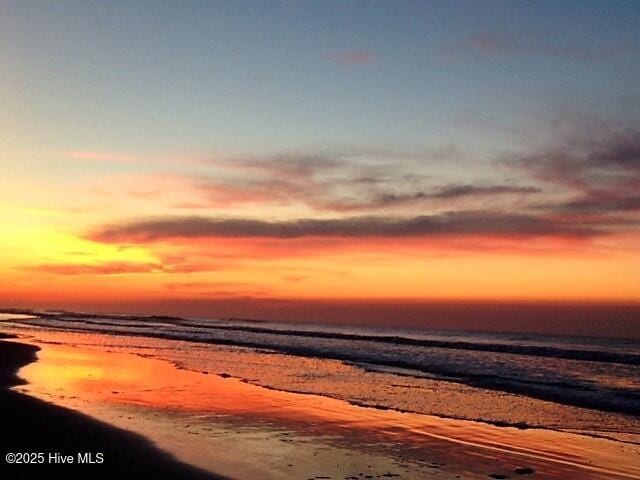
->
[1,197,639,307]
[2,2,640,324]
[1,145,639,313]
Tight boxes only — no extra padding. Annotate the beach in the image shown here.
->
[3,2,640,479]
[1,312,639,480]
[0,333,225,480]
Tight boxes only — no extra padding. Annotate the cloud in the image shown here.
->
[193,150,541,212]
[28,262,162,275]
[431,184,539,198]
[53,151,143,163]
[450,31,640,61]
[162,281,271,297]
[64,114,639,251]
[89,211,601,244]
[188,175,539,212]
[507,126,640,216]
[195,152,348,207]
[321,184,540,212]
[513,131,640,187]
[463,32,515,56]
[333,50,374,65]
[214,153,343,178]
[26,259,232,275]
[558,194,640,215]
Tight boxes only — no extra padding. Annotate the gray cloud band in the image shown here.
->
[91,211,601,242]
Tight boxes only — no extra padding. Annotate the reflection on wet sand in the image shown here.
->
[14,333,640,480]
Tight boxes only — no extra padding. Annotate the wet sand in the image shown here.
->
[0,335,226,480]
[7,331,640,480]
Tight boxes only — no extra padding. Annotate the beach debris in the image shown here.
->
[514,467,535,475]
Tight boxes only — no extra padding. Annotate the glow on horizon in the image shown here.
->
[1,1,639,315]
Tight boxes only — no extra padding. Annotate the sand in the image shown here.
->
[0,335,227,480]
[3,329,639,480]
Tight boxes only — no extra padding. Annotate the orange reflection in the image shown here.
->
[16,339,640,480]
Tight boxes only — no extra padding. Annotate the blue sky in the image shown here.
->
[3,0,640,159]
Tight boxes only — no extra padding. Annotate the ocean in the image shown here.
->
[2,310,639,445]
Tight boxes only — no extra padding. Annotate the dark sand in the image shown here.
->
[0,334,227,480]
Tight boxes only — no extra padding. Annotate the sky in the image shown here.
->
[1,1,640,331]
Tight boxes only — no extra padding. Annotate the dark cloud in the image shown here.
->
[201,152,359,208]
[322,184,540,211]
[122,119,639,240]
[218,153,343,179]
[514,131,640,186]
[28,262,163,275]
[199,151,541,212]
[559,194,640,214]
[430,184,540,199]
[508,127,640,216]
[90,211,601,243]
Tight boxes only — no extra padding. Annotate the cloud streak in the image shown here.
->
[450,31,640,62]
[326,184,540,211]
[54,151,144,163]
[507,126,640,216]
[28,262,163,275]
[89,211,601,243]
[333,50,374,65]
[193,150,542,212]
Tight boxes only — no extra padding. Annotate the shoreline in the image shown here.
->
[12,331,640,480]
[2,323,639,480]
[5,310,639,420]
[0,335,227,480]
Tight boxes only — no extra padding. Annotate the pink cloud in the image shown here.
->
[53,151,143,163]
[448,31,640,62]
[465,32,514,55]
[333,50,374,65]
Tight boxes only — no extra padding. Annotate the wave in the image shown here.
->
[4,309,640,418]
[14,309,640,366]
[175,321,640,366]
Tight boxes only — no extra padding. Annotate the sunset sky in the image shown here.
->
[1,1,640,322]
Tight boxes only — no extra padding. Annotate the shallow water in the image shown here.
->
[3,311,640,443]
[11,333,640,479]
